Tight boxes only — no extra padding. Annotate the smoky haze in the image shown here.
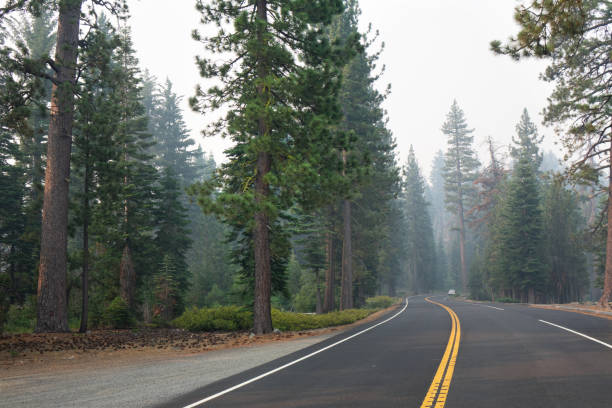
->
[129,0,558,175]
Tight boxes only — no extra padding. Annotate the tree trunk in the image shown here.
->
[79,155,90,333]
[341,198,353,310]
[119,244,135,307]
[315,269,322,314]
[36,0,82,333]
[599,149,612,308]
[323,229,334,312]
[458,211,467,295]
[528,287,535,304]
[252,0,273,334]
[253,151,272,333]
[8,245,17,303]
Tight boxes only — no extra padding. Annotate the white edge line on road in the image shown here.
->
[182,298,411,408]
[483,305,505,311]
[539,319,612,350]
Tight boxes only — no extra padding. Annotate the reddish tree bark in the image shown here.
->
[119,244,135,307]
[79,155,90,333]
[340,198,353,310]
[252,0,273,334]
[599,148,612,308]
[323,229,335,312]
[36,0,83,333]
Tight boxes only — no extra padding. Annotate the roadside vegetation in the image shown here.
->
[1,0,611,341]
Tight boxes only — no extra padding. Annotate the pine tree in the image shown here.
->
[402,146,437,293]
[1,0,129,332]
[9,10,56,292]
[542,176,587,302]
[495,153,546,302]
[0,128,27,306]
[71,18,118,331]
[153,167,191,315]
[114,26,157,309]
[492,0,612,306]
[190,0,355,333]
[469,137,506,233]
[327,0,399,308]
[510,108,543,171]
[153,255,179,321]
[429,150,447,244]
[293,212,328,313]
[442,100,480,294]
[150,78,198,184]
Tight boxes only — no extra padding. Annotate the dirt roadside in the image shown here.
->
[529,303,612,321]
[0,305,396,379]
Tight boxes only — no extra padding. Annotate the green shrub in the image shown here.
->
[3,296,36,334]
[173,306,376,332]
[271,309,374,331]
[103,297,134,329]
[172,306,252,332]
[365,296,397,309]
[496,297,520,303]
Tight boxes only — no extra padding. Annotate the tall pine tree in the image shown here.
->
[442,100,480,294]
[190,0,356,333]
[402,146,436,293]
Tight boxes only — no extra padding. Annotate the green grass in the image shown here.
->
[365,296,399,309]
[271,308,375,331]
[496,297,520,303]
[2,301,36,334]
[173,306,379,332]
[172,306,253,332]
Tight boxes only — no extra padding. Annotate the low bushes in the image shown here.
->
[365,296,398,309]
[2,296,36,334]
[172,306,253,332]
[173,306,377,332]
[271,309,374,331]
[103,297,134,329]
[496,297,520,303]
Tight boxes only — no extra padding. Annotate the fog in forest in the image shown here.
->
[0,0,609,338]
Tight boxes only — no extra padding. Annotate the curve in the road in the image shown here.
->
[421,297,461,408]
[181,298,411,408]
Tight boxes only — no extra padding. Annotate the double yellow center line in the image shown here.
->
[420,297,461,408]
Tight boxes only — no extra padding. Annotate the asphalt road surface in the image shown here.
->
[156,296,612,408]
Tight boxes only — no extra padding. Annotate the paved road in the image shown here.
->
[158,296,612,408]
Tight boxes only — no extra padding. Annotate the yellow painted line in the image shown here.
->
[420,297,461,408]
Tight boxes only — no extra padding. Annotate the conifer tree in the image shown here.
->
[327,0,399,307]
[9,10,56,290]
[0,128,26,305]
[542,176,587,302]
[150,79,198,184]
[442,100,480,294]
[153,167,191,315]
[510,108,543,171]
[402,146,436,293]
[492,0,612,306]
[191,0,355,333]
[469,137,506,232]
[494,153,546,302]
[71,18,118,331]
[1,0,129,332]
[114,26,157,309]
[429,150,447,243]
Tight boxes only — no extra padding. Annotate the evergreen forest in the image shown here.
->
[0,0,610,338]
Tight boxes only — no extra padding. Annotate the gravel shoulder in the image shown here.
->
[529,303,612,321]
[0,307,397,408]
[0,333,336,408]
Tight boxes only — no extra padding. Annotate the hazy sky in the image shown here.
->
[128,0,559,177]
